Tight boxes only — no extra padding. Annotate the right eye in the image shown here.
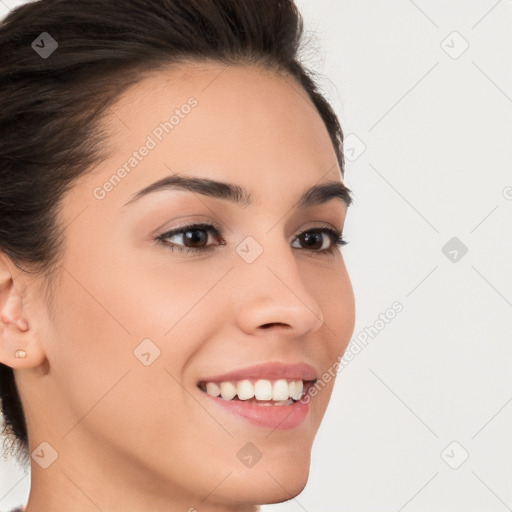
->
[155,222,225,253]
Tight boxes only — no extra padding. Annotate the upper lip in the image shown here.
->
[198,362,318,383]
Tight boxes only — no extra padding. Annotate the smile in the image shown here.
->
[197,362,317,429]
[199,378,308,403]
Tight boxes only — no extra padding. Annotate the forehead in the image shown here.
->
[117,62,335,152]
[72,62,344,212]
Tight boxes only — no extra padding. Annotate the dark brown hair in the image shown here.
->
[0,0,346,465]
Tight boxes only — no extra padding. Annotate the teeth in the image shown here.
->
[273,379,289,401]
[275,398,294,406]
[254,379,273,400]
[291,379,303,400]
[237,380,255,400]
[220,381,237,400]
[206,382,220,397]
[203,378,305,402]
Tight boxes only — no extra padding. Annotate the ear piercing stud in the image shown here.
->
[14,349,27,359]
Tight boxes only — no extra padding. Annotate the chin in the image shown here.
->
[217,448,312,507]
[261,467,310,505]
[217,474,310,509]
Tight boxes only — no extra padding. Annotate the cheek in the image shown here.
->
[328,274,355,356]
[309,258,355,353]
[46,271,135,410]
[59,233,228,343]
[47,249,234,428]
[46,263,218,468]
[298,259,354,421]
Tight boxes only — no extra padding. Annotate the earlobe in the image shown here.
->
[0,253,47,369]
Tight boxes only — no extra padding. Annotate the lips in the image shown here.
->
[199,361,317,382]
[197,362,317,430]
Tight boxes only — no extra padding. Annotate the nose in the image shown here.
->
[233,246,325,339]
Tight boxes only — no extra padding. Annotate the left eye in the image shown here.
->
[156,223,346,254]
[291,228,343,251]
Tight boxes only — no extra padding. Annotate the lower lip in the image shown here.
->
[202,393,310,430]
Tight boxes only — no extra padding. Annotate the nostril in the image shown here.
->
[260,322,289,329]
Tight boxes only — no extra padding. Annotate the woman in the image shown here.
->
[0,0,355,510]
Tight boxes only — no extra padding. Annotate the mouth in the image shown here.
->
[196,362,317,430]
[198,378,315,404]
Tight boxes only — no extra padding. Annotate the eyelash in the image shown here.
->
[155,221,348,256]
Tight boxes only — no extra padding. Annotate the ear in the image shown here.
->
[0,251,47,369]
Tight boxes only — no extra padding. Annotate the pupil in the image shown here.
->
[185,229,207,247]
[302,232,322,250]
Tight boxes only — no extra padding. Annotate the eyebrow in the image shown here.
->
[123,174,352,209]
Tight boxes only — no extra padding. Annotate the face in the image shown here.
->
[16,63,355,510]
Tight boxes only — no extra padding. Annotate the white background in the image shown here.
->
[1,1,511,511]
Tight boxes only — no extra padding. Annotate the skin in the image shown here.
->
[0,63,355,512]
